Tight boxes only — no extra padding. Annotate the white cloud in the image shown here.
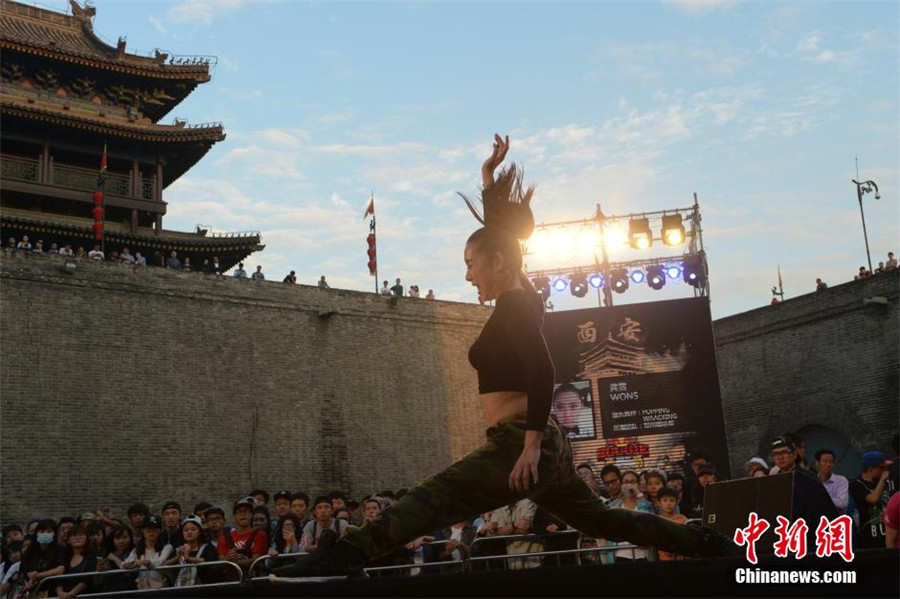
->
[661,0,742,15]
[166,0,243,25]
[148,15,167,35]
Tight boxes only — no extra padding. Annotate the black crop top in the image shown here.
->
[468,289,556,431]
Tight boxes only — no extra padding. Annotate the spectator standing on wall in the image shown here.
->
[33,240,44,253]
[815,449,849,512]
[60,244,74,257]
[318,276,330,289]
[212,256,223,275]
[426,289,435,300]
[166,250,181,270]
[886,252,897,270]
[233,263,247,278]
[120,247,135,265]
[408,285,420,298]
[815,278,828,291]
[283,271,297,284]
[182,257,192,272]
[390,278,404,297]
[16,236,32,251]
[200,259,212,274]
[380,280,391,295]
[88,245,104,260]
[251,265,265,280]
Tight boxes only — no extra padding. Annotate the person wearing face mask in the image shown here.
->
[18,520,65,597]
[608,478,655,562]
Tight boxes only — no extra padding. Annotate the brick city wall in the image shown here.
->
[714,270,899,476]
[1,253,898,522]
[0,252,488,523]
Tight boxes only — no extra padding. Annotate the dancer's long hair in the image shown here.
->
[460,164,541,312]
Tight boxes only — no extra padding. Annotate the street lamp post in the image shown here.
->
[852,179,881,273]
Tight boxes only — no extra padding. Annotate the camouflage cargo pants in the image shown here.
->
[341,418,701,560]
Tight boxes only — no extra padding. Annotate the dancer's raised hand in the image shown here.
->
[482,133,509,188]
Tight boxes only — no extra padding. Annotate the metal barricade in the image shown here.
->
[468,530,582,571]
[466,542,645,569]
[34,560,244,597]
[364,560,465,578]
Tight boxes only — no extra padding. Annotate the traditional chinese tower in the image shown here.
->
[0,0,262,268]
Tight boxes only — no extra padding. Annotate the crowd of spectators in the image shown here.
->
[850,251,897,282]
[3,234,441,297]
[2,431,895,595]
[380,277,435,300]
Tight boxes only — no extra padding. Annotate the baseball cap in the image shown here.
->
[697,464,718,477]
[142,514,162,529]
[862,451,893,470]
[181,515,203,530]
[233,496,256,513]
[771,436,796,452]
[745,456,769,470]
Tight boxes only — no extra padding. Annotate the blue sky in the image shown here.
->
[52,0,898,317]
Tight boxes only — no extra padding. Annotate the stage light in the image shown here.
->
[532,276,551,299]
[630,269,645,284]
[610,269,629,294]
[603,224,629,249]
[647,265,666,290]
[570,272,588,298]
[588,273,604,288]
[528,228,554,257]
[661,214,685,247]
[666,264,682,280]
[682,253,706,288]
[552,276,568,292]
[628,217,653,250]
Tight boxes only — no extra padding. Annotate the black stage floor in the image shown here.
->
[132,549,897,599]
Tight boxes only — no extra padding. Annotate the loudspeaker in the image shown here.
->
[702,473,794,555]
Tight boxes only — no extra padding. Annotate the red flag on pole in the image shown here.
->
[94,143,106,241]
[363,196,374,220]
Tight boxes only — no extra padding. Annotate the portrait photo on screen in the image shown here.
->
[552,380,596,440]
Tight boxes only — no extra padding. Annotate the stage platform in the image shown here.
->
[127,549,896,598]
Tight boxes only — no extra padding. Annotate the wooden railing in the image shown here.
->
[1,154,156,200]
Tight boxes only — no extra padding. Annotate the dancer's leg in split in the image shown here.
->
[530,422,701,555]
[340,423,530,560]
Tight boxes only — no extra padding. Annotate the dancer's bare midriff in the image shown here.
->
[481,390,529,428]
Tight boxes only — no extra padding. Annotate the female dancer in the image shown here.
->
[322,134,730,574]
